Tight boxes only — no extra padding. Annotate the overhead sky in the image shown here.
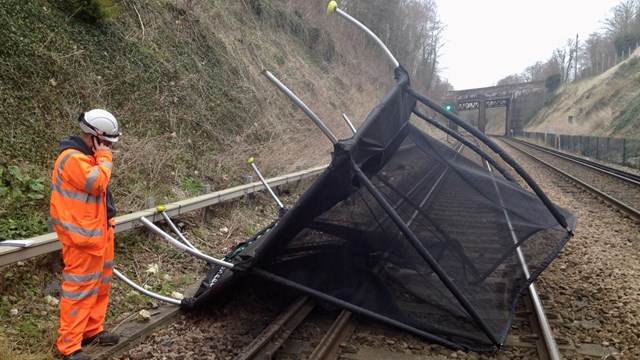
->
[436,0,622,90]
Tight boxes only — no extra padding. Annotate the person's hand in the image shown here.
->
[93,136,111,152]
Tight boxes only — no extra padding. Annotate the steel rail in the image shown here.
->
[509,137,640,185]
[475,140,562,360]
[234,296,315,360]
[499,138,640,220]
[0,165,326,267]
[309,310,357,360]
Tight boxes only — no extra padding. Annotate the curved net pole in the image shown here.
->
[247,156,287,217]
[349,158,500,345]
[113,269,182,306]
[139,217,235,269]
[341,113,357,134]
[326,1,570,232]
[156,207,197,251]
[412,109,518,183]
[407,88,570,231]
[262,70,339,145]
[327,1,400,70]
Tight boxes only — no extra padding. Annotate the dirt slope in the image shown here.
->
[526,49,640,138]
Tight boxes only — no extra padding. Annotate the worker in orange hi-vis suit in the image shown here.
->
[50,109,122,360]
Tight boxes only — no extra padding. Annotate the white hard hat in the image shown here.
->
[78,109,121,143]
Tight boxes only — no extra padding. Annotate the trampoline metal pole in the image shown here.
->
[155,205,198,251]
[412,109,517,183]
[113,268,182,306]
[140,217,234,269]
[341,113,357,134]
[409,88,571,231]
[327,1,400,69]
[350,159,500,345]
[262,70,339,145]
[247,156,285,211]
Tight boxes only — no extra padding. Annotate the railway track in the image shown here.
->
[105,137,637,360]
[212,140,563,360]
[217,137,636,360]
[459,140,561,360]
[497,137,640,221]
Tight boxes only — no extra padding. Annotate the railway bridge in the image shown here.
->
[445,81,547,135]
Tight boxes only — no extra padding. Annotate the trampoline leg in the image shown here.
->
[157,209,198,251]
[113,268,182,306]
[140,217,235,269]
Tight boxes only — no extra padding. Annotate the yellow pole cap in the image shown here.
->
[155,205,167,212]
[246,157,255,165]
[327,1,338,14]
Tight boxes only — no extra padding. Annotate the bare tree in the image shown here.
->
[285,0,446,94]
[603,0,639,37]
[552,38,577,83]
[341,0,445,93]
[497,74,525,86]
[506,0,640,83]
[521,61,546,82]
[402,0,443,92]
[542,55,562,80]
[580,32,612,75]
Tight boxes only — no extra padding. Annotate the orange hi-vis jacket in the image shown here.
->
[50,137,113,256]
[51,136,117,356]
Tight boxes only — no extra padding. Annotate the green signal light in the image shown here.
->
[444,103,454,112]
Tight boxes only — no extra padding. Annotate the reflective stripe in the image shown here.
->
[103,261,114,269]
[99,161,112,170]
[58,151,81,173]
[56,150,82,188]
[101,276,112,284]
[71,308,78,319]
[52,182,102,204]
[51,218,103,237]
[61,287,99,300]
[53,151,102,204]
[85,168,99,193]
[63,271,103,283]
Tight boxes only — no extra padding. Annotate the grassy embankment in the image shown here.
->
[527,50,640,138]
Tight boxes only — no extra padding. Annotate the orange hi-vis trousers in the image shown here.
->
[57,228,114,356]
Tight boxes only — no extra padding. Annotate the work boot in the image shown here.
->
[62,349,91,360]
[81,330,120,346]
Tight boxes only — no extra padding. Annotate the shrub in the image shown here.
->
[545,73,562,92]
[614,33,638,56]
[61,0,121,23]
[0,165,48,239]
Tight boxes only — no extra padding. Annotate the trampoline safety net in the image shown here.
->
[191,67,576,352]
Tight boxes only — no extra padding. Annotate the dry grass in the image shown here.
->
[527,49,640,138]
[101,0,396,213]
